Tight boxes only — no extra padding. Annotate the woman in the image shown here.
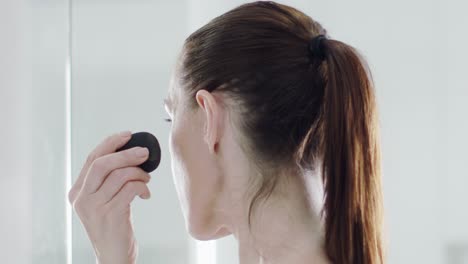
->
[68,1,385,263]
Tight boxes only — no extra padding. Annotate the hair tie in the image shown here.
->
[308,34,327,61]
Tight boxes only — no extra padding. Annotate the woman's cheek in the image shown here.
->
[169,124,191,218]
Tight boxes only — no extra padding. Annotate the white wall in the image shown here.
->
[0,1,33,263]
[446,1,468,263]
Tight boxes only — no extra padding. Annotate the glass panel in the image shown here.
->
[30,1,70,263]
[0,0,71,262]
[70,1,190,263]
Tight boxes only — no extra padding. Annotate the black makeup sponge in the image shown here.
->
[116,131,161,173]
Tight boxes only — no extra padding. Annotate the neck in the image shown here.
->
[229,168,331,264]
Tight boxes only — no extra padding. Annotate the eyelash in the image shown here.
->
[164,118,172,123]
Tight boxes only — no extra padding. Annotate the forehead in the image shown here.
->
[165,50,189,109]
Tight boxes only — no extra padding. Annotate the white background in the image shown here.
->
[1,0,467,263]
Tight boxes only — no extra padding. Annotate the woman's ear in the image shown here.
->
[195,89,221,154]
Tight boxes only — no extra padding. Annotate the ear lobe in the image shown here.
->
[195,90,220,154]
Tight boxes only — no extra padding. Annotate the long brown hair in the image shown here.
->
[180,1,384,263]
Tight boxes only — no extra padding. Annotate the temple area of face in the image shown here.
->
[164,98,172,113]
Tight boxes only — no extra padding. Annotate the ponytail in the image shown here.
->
[320,40,384,264]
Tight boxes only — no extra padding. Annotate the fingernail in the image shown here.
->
[120,130,132,138]
[136,147,149,157]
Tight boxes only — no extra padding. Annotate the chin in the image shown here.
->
[186,218,232,241]
[187,224,213,241]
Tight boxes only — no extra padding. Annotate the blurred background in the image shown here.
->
[1,0,467,263]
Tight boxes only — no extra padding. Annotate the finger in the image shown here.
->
[107,181,151,209]
[69,131,132,202]
[94,167,151,204]
[82,146,149,194]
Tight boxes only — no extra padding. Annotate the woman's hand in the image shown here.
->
[68,131,152,264]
